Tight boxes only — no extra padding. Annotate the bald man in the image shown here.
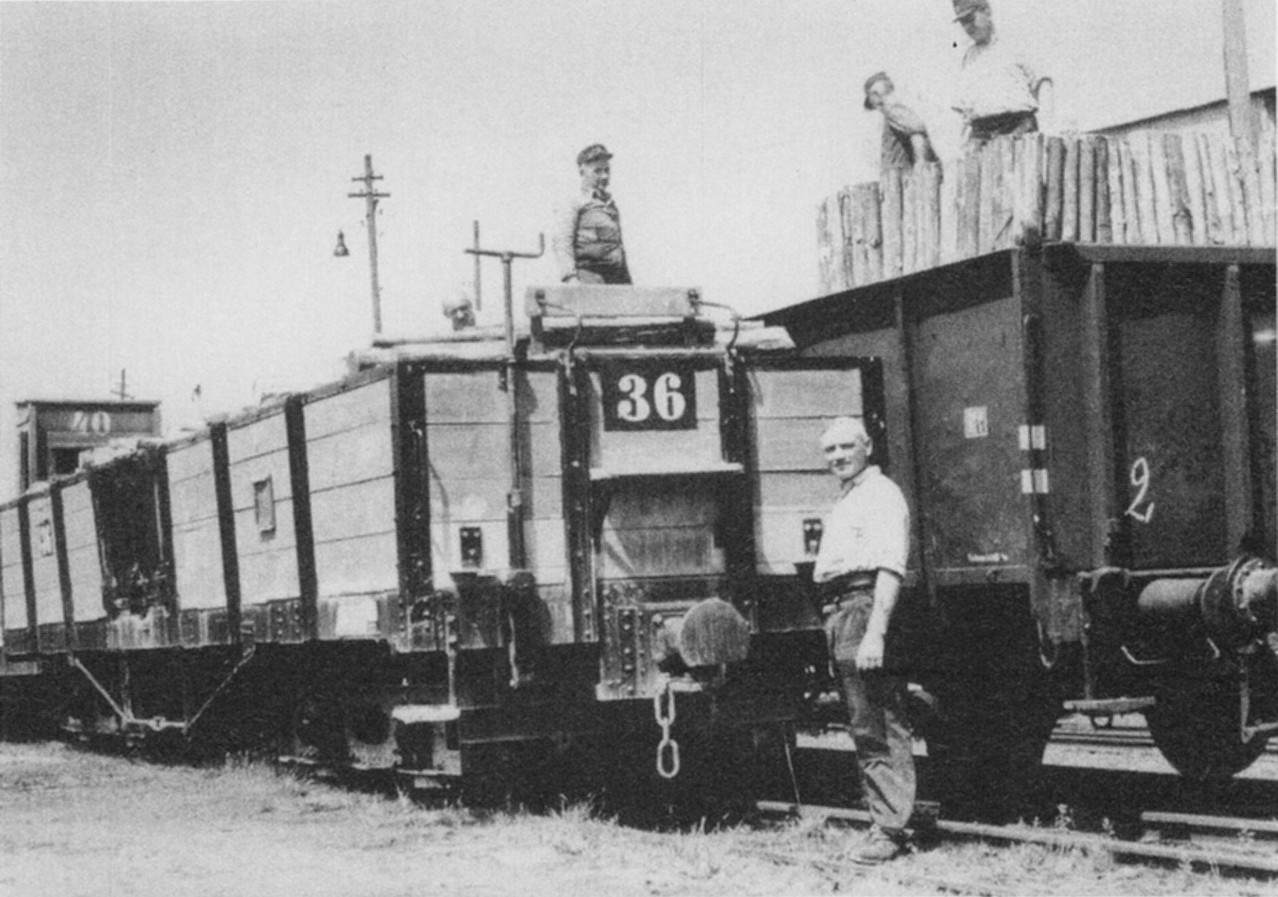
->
[813,417,915,864]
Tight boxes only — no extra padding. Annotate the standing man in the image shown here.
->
[812,417,914,865]
[863,71,938,170]
[552,143,632,285]
[951,0,1053,147]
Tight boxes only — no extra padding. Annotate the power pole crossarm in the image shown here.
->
[348,155,391,334]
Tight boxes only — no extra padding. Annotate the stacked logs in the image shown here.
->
[817,128,1278,294]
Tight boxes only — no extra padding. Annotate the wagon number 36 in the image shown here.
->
[1124,456,1156,524]
[617,372,686,424]
[603,362,697,431]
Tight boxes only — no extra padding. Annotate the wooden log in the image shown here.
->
[1163,133,1192,245]
[1044,136,1065,241]
[1078,136,1097,242]
[958,149,982,258]
[1223,139,1249,245]
[863,182,884,282]
[1094,137,1112,243]
[1129,132,1158,243]
[1024,133,1045,246]
[1196,132,1225,245]
[1062,137,1080,242]
[816,196,837,292]
[1259,132,1276,246]
[919,162,943,266]
[1106,137,1126,244]
[976,142,997,252]
[939,156,959,262]
[881,167,904,277]
[903,169,919,272]
[842,186,863,287]
[1236,139,1265,245]
[1148,132,1175,243]
[1120,138,1141,244]
[1181,130,1209,245]
[1209,133,1241,244]
[995,138,1018,249]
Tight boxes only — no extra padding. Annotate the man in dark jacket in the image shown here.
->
[552,143,632,284]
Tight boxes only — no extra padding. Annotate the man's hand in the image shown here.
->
[856,629,886,671]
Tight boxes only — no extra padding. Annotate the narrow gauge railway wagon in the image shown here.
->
[763,243,1278,813]
[0,286,885,806]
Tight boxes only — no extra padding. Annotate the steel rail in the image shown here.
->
[757,801,1278,877]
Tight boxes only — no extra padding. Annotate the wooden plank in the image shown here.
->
[1106,137,1126,244]
[1148,131,1175,243]
[1079,136,1097,242]
[1181,130,1209,246]
[863,182,884,282]
[880,167,903,277]
[1094,136,1112,243]
[995,138,1017,249]
[1062,137,1080,242]
[1129,132,1158,243]
[1044,136,1065,242]
[1164,133,1192,245]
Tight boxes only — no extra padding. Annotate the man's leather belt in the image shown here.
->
[820,571,876,598]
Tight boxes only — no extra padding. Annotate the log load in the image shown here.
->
[816,128,1277,294]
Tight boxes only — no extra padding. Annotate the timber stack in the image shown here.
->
[817,127,1278,293]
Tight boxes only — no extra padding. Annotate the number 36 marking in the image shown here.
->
[616,372,686,423]
[602,362,697,431]
[1124,456,1155,524]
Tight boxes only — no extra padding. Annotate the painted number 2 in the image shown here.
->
[1124,456,1156,524]
[616,372,687,424]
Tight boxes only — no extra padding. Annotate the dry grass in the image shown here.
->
[0,742,1271,897]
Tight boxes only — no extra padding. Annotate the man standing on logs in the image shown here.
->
[812,417,916,865]
[951,0,1053,147]
[864,71,938,169]
[552,143,632,285]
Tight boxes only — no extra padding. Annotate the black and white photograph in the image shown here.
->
[0,2,1275,894]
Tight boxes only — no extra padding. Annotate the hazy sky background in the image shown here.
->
[1,0,1274,493]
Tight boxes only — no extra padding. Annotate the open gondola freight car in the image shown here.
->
[0,285,892,808]
[763,242,1278,812]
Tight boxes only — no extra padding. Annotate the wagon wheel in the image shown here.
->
[1146,655,1277,782]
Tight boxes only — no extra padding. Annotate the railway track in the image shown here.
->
[1052,723,1278,754]
[756,800,1278,879]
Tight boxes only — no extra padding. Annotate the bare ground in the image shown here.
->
[0,742,1272,897]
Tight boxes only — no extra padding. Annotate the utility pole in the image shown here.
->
[1221,0,1257,151]
[348,155,390,333]
[111,369,131,400]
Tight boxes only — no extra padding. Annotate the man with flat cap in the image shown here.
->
[863,71,938,170]
[951,0,1053,147]
[552,143,632,285]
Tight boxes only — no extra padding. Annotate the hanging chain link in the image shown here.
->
[653,679,681,779]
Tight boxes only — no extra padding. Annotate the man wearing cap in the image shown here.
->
[863,72,938,170]
[812,416,915,865]
[552,143,632,285]
[951,0,1053,147]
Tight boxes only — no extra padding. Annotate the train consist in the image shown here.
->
[1,241,1275,819]
[0,284,879,811]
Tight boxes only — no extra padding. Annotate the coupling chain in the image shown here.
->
[653,679,680,779]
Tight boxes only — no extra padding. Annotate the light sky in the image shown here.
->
[1,0,1274,494]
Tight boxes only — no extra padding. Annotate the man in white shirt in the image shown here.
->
[813,416,914,864]
[951,0,1053,147]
